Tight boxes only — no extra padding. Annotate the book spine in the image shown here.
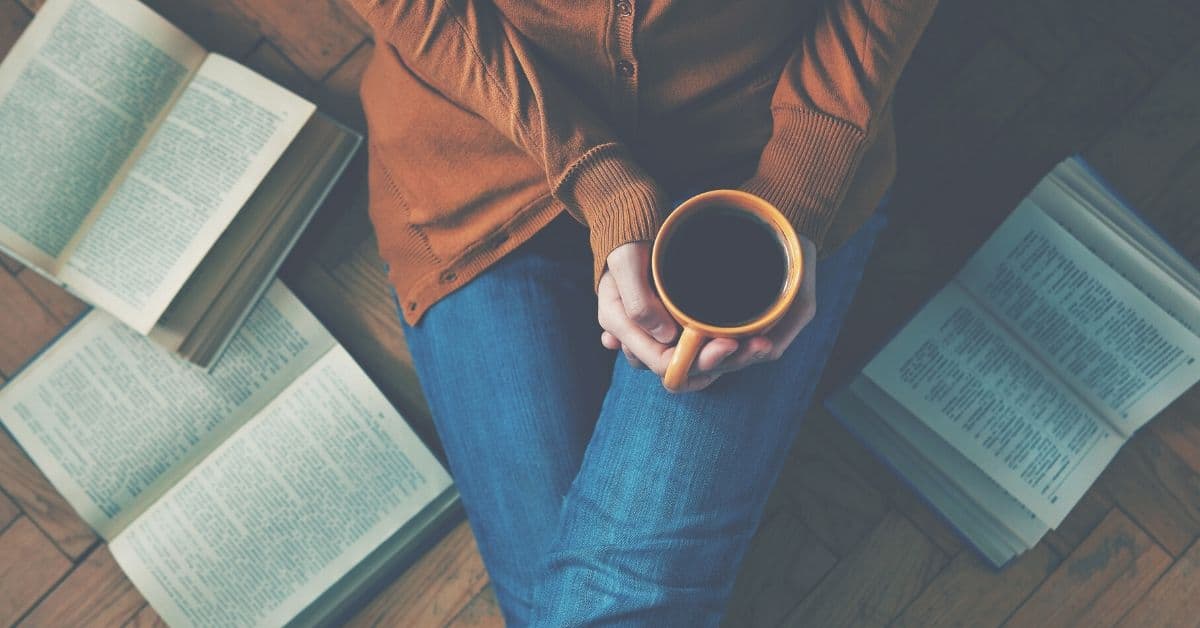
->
[197,126,363,371]
[1070,154,1193,264]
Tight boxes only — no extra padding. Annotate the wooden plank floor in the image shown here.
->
[1,0,1199,626]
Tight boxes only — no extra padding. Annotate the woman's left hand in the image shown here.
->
[602,234,818,392]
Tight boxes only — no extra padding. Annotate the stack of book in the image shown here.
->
[0,282,459,627]
[828,156,1200,567]
[0,1,462,626]
[0,0,361,368]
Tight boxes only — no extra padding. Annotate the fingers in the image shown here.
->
[694,337,738,373]
[698,335,773,376]
[598,273,672,373]
[601,331,647,369]
[606,244,678,344]
[623,346,646,369]
[704,294,815,377]
[604,321,730,390]
[599,272,728,384]
[673,373,719,393]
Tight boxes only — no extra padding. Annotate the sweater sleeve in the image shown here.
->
[346,0,666,281]
[740,0,939,253]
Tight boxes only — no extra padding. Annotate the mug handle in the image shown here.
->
[664,327,705,392]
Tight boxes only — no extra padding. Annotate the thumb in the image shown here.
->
[608,243,678,344]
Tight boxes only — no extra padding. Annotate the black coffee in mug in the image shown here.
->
[657,207,788,327]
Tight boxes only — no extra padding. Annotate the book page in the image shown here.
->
[862,284,1123,527]
[0,282,333,539]
[108,346,453,628]
[0,0,204,271]
[1046,157,1200,319]
[59,54,316,333]
[957,199,1200,434]
[843,377,1049,548]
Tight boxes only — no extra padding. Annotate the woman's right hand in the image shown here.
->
[597,241,741,392]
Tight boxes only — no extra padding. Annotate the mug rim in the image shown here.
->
[651,189,804,337]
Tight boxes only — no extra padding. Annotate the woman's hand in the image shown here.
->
[598,236,818,392]
[597,241,679,375]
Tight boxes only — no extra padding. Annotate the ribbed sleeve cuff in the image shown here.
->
[740,107,869,253]
[556,143,667,288]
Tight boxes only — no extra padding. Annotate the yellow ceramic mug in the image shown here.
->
[651,190,804,392]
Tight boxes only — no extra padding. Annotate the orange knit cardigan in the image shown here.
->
[347,0,940,324]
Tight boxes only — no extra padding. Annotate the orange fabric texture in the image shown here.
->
[348,0,940,324]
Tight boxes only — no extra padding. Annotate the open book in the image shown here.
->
[826,156,1200,568]
[0,0,361,368]
[0,281,459,627]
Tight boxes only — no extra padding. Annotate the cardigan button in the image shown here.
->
[616,1,632,16]
[616,61,634,78]
[440,270,457,283]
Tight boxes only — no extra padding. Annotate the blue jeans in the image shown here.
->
[399,208,888,626]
